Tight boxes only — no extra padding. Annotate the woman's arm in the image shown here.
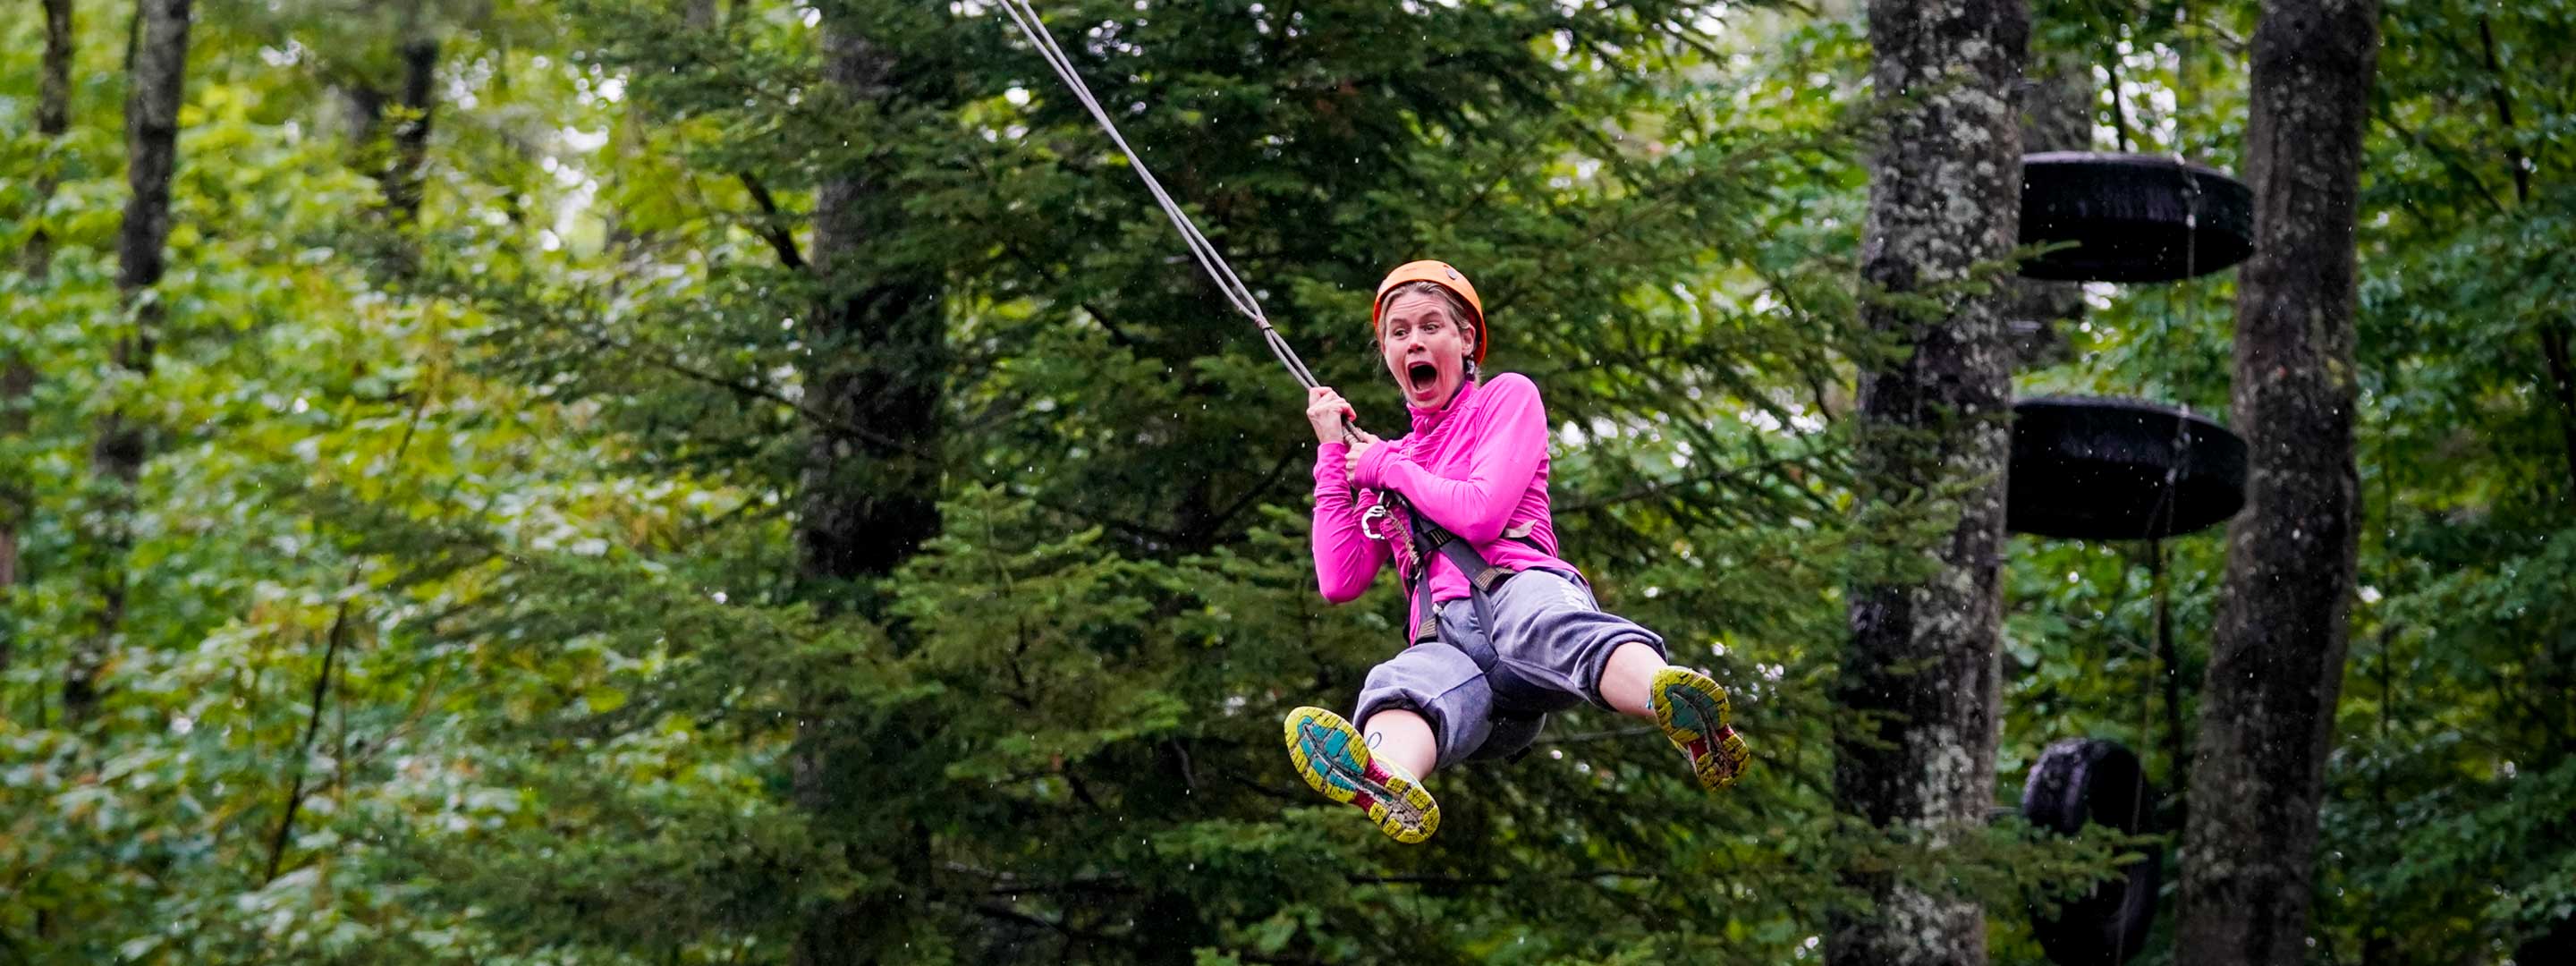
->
[1352,373,1546,544]
[1313,441,1390,602]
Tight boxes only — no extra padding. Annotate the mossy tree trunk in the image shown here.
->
[1832,1,2027,963]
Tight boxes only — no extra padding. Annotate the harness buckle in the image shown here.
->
[1360,503,1391,540]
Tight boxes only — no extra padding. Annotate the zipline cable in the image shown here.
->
[993,0,1327,397]
[998,0,1448,589]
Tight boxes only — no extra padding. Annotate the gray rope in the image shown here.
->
[994,0,1324,394]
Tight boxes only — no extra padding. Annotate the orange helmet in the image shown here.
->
[1372,260,1487,363]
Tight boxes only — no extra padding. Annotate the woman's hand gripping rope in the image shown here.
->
[1305,386,1383,485]
[1304,386,1355,445]
[1342,429,1381,481]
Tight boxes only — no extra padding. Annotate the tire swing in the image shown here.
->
[2007,395,2248,541]
[2021,739,2163,965]
[2017,152,2252,284]
[2001,161,2221,961]
[2004,151,2253,542]
[2002,13,2241,966]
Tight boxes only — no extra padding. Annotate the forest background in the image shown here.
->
[2,0,2572,963]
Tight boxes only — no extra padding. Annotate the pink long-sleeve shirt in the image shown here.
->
[1311,373,1577,615]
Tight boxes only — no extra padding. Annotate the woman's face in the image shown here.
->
[1378,289,1476,408]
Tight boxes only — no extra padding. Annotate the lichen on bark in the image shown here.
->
[1833,2,2028,964]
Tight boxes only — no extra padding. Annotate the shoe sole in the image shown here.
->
[1282,707,1440,843]
[1650,667,1750,792]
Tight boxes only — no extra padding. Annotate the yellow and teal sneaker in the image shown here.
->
[1650,666,1750,792]
[1282,707,1440,843]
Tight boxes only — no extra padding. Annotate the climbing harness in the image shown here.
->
[1397,505,1574,746]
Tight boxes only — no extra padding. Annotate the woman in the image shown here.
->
[1284,259,1750,844]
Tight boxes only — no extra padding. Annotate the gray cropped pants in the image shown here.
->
[1352,568,1667,769]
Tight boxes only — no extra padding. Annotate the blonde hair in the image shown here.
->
[1378,282,1477,343]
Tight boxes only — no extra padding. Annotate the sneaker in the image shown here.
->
[1281,707,1440,843]
[1649,666,1750,791]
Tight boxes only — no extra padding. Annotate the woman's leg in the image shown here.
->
[1596,640,1668,719]
[1281,645,1489,843]
[1358,707,1438,778]
[1479,570,1748,790]
[1597,640,1750,788]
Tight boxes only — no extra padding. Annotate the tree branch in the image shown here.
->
[1191,444,1307,545]
[2369,97,2505,215]
[2477,16,2535,205]
[593,333,925,456]
[736,172,807,272]
[264,390,436,885]
[2539,325,2576,502]
[1219,764,1309,803]
[596,330,1194,550]
[1528,725,1656,746]
[2473,17,2576,495]
[264,597,353,884]
[1554,458,1799,514]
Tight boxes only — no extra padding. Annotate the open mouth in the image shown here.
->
[1406,361,1437,394]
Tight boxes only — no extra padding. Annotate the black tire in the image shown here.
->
[2006,395,2249,542]
[2021,738,2163,965]
[2018,151,2254,283]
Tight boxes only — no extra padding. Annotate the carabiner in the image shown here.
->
[1360,503,1391,541]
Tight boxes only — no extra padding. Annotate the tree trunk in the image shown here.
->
[790,8,948,963]
[336,4,436,224]
[384,35,439,225]
[2544,324,2576,498]
[2176,1,2377,963]
[3,0,73,685]
[797,20,946,611]
[2006,38,2090,369]
[340,21,437,267]
[21,0,72,279]
[68,0,193,722]
[1832,2,2026,964]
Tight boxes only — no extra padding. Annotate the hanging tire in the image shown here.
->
[2006,395,2249,541]
[2021,738,2162,965]
[2019,151,2254,283]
